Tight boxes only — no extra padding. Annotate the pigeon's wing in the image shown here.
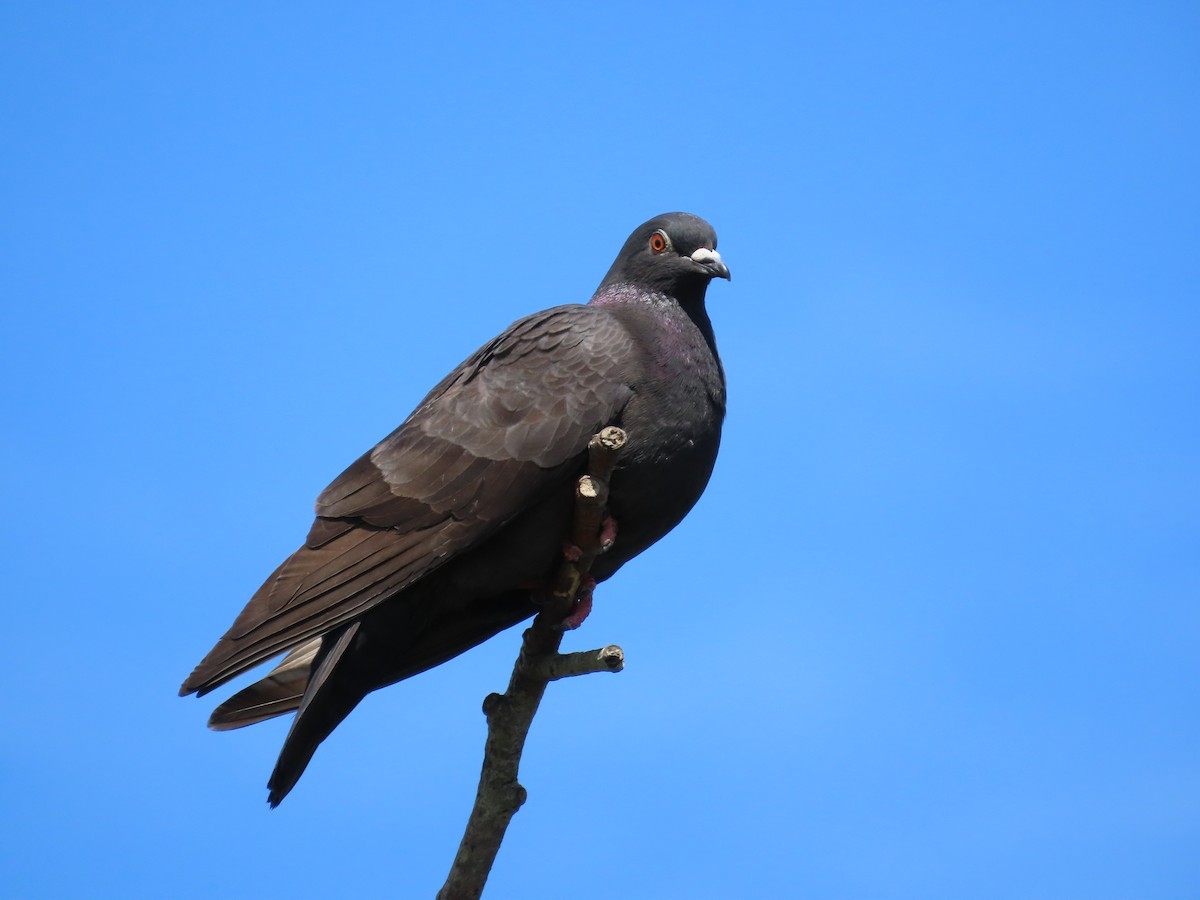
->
[181,305,635,696]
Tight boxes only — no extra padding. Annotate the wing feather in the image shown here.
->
[181,305,636,696]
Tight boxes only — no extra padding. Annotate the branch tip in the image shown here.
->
[599,645,625,670]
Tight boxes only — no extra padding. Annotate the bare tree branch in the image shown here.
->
[527,644,625,682]
[437,427,627,900]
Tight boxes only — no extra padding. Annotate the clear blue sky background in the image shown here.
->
[2,3,1197,898]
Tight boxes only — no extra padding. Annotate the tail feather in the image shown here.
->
[207,638,321,731]
[267,621,364,807]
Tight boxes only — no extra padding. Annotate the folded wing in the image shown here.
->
[180,305,635,696]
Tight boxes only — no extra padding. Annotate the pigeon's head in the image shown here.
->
[596,212,730,302]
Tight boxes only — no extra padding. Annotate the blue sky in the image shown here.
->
[2,3,1197,897]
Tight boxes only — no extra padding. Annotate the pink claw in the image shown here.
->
[561,540,583,562]
[599,514,617,552]
[560,578,596,630]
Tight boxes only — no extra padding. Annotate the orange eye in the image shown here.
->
[649,231,669,253]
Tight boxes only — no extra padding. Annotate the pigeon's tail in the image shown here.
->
[267,621,365,808]
[207,638,321,731]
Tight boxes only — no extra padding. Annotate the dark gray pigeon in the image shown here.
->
[181,212,730,806]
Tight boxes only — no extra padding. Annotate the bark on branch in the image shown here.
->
[436,427,627,900]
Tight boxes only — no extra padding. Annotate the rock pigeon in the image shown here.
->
[180,212,730,806]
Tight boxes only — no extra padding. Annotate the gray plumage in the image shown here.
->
[181,212,730,806]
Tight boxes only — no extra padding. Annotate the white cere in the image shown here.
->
[690,247,724,265]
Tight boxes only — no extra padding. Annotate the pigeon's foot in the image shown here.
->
[559,577,595,630]
[562,514,616,563]
[599,514,617,552]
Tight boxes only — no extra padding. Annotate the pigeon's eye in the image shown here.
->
[649,231,670,254]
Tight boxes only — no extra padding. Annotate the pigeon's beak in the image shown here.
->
[691,247,731,281]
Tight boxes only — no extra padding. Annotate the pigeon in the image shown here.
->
[180,212,730,806]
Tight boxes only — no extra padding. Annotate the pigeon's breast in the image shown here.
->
[593,301,725,578]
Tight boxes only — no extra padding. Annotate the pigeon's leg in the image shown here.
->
[555,513,616,629]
